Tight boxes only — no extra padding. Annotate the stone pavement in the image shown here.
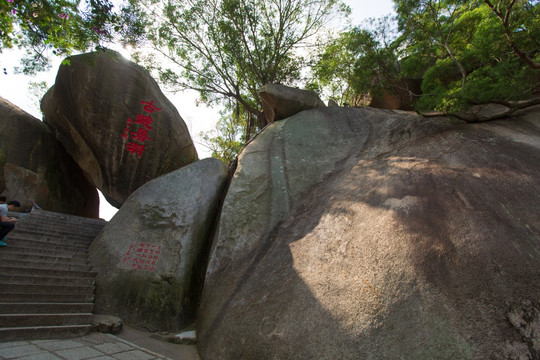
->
[0,327,200,360]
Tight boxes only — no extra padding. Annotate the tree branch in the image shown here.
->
[484,0,540,69]
[421,97,540,123]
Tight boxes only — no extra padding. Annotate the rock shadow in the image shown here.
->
[198,112,540,359]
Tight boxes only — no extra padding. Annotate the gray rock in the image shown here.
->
[259,83,325,124]
[92,314,123,334]
[507,300,540,358]
[90,158,228,331]
[328,99,339,107]
[0,97,98,217]
[197,106,540,359]
[173,330,197,345]
[42,50,198,208]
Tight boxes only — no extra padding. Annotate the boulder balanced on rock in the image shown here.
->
[42,50,198,208]
[259,83,325,124]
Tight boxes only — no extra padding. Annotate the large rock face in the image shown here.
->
[42,50,198,208]
[89,158,228,331]
[198,106,540,359]
[0,97,98,217]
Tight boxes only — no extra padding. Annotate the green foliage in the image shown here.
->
[400,0,540,111]
[0,0,145,74]
[312,0,540,113]
[310,16,403,105]
[28,80,48,112]
[200,103,256,164]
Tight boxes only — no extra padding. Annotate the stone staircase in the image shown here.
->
[0,209,106,341]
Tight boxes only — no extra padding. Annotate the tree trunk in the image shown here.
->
[444,43,467,88]
[257,110,268,129]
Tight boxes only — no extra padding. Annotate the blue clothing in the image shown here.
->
[0,203,14,239]
[0,203,7,217]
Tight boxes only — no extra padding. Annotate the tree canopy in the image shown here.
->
[312,0,540,114]
[0,0,144,73]
[130,0,348,160]
[3,0,539,161]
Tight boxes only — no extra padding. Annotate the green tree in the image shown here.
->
[310,16,413,107]
[395,0,540,113]
[0,0,144,73]
[131,0,348,152]
[313,0,539,118]
[199,104,253,164]
[484,0,540,69]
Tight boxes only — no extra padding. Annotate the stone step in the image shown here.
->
[3,237,90,253]
[3,274,94,287]
[0,324,91,342]
[0,265,96,279]
[0,313,93,327]
[10,228,98,244]
[0,242,89,257]
[18,217,105,230]
[0,292,94,303]
[22,209,106,226]
[0,258,92,272]
[6,231,92,246]
[0,303,94,314]
[0,209,103,342]
[14,215,106,234]
[0,251,89,266]
[1,283,94,296]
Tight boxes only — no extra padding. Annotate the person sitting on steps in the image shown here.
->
[0,196,20,247]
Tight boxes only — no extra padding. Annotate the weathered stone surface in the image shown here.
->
[92,314,123,334]
[0,97,98,217]
[42,50,198,208]
[369,78,422,110]
[89,158,228,331]
[328,99,339,107]
[198,106,540,359]
[259,83,325,124]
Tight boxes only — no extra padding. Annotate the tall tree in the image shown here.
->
[309,16,401,106]
[132,0,348,138]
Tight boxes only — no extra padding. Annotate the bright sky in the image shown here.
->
[0,0,395,220]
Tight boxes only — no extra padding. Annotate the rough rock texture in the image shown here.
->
[369,78,422,111]
[198,106,540,359]
[259,83,325,124]
[42,50,198,208]
[89,158,228,331]
[328,99,339,107]
[0,97,98,217]
[92,314,123,334]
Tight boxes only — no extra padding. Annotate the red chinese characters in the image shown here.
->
[122,243,162,271]
[125,142,145,157]
[123,100,161,157]
[140,100,162,113]
[135,114,153,130]
[131,128,152,142]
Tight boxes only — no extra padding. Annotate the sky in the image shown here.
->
[0,0,395,220]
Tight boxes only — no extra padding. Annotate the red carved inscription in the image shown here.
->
[122,243,162,271]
